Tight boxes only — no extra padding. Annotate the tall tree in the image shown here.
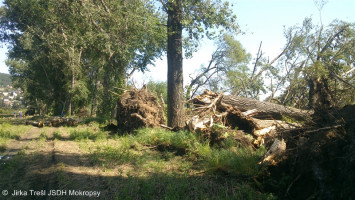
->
[159,0,238,127]
[1,0,166,117]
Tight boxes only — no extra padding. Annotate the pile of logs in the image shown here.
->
[25,117,79,128]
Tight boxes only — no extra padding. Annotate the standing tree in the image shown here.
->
[1,0,166,117]
[159,0,238,128]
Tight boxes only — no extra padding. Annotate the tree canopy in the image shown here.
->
[275,18,355,109]
[0,0,166,116]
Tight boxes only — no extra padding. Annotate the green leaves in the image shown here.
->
[277,18,355,108]
[180,0,238,57]
[1,0,166,116]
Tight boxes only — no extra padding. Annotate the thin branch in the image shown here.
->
[90,17,105,33]
[317,25,349,60]
[108,90,121,96]
[252,41,263,78]
[269,40,292,65]
[190,71,218,99]
[330,70,355,89]
[343,66,355,76]
[100,0,111,14]
[158,0,168,12]
[126,66,140,80]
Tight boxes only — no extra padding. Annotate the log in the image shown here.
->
[25,120,44,128]
[221,95,312,120]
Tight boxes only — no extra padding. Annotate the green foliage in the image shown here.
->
[0,72,11,86]
[179,0,239,57]
[186,33,266,99]
[147,80,167,104]
[1,0,166,117]
[277,18,355,108]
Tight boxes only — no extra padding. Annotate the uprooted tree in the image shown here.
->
[275,18,355,111]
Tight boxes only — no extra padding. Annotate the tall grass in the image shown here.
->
[134,128,198,150]
[69,129,108,141]
[88,128,266,178]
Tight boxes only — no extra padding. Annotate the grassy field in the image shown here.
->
[0,119,276,199]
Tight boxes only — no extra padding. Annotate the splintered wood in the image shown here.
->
[188,90,301,165]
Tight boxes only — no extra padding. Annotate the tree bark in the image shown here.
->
[167,0,184,128]
[221,95,312,120]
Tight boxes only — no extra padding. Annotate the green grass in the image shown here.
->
[0,123,276,199]
[86,128,267,177]
[86,128,273,199]
[69,129,108,141]
[0,123,31,150]
[83,117,108,125]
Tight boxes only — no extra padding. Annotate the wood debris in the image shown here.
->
[25,117,79,128]
[187,89,302,164]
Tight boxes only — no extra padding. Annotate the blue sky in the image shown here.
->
[131,0,355,86]
[1,0,355,86]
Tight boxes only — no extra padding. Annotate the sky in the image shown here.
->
[131,0,355,86]
[0,0,355,86]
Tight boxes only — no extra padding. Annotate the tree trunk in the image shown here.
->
[221,95,312,120]
[167,0,184,128]
[90,80,100,117]
[68,70,75,116]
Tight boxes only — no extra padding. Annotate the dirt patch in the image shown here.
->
[116,88,166,132]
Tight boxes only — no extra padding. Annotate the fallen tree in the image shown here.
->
[25,117,79,128]
[189,90,355,199]
[188,90,300,156]
[221,95,313,120]
[191,90,312,121]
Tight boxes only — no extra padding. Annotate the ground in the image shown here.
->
[0,118,274,200]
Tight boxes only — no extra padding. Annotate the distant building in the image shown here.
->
[3,99,12,106]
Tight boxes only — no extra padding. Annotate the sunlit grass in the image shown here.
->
[69,129,108,141]
[0,123,32,150]
[0,122,275,199]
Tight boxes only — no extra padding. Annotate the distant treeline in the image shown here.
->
[0,73,11,87]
